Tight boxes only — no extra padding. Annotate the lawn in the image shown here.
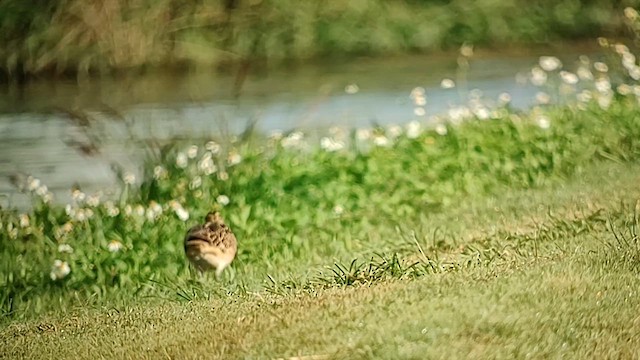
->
[2,49,640,358]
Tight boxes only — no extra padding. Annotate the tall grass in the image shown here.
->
[1,0,638,78]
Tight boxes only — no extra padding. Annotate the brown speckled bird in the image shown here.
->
[184,211,237,278]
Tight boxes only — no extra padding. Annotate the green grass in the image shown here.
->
[1,0,639,78]
[1,161,640,358]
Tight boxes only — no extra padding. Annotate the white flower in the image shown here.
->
[175,207,190,221]
[320,137,345,152]
[593,62,609,73]
[474,107,490,120]
[176,152,188,168]
[333,205,344,216]
[124,205,133,216]
[617,84,632,95]
[205,141,221,154]
[535,92,551,105]
[268,131,284,142]
[387,125,403,139]
[123,172,136,185]
[107,240,123,253]
[27,177,41,191]
[413,107,426,116]
[187,145,199,159]
[104,201,120,217]
[410,87,425,99]
[50,260,71,281]
[625,7,638,20]
[216,194,230,206]
[227,152,243,166]
[281,131,305,149]
[189,176,202,189]
[498,92,512,105]
[134,205,145,217]
[560,71,578,85]
[576,90,593,103]
[434,124,448,136]
[530,67,547,86]
[86,193,101,207]
[153,165,167,180]
[71,189,86,202]
[413,95,427,106]
[356,128,372,141]
[440,78,455,89]
[57,244,74,254]
[460,43,474,57]
[406,121,422,139]
[18,214,29,228]
[536,115,551,129]
[595,78,611,93]
[345,84,359,94]
[218,171,229,181]
[198,154,217,175]
[629,66,640,80]
[539,56,562,72]
[373,134,390,147]
[577,66,593,81]
[598,93,613,109]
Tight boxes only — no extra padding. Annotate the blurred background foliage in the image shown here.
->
[1,0,639,79]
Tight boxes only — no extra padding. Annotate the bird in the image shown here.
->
[184,211,237,278]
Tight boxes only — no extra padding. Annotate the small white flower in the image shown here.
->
[134,205,145,217]
[281,131,305,149]
[189,176,202,189]
[598,93,613,109]
[71,189,86,202]
[593,62,609,73]
[387,125,403,139]
[474,107,490,120]
[216,194,230,206]
[86,193,101,207]
[625,7,638,20]
[187,145,199,159]
[50,260,71,281]
[539,56,562,72]
[413,95,427,106]
[74,209,87,222]
[595,78,611,93]
[218,171,229,181]
[175,207,190,221]
[406,121,422,139]
[440,78,455,89]
[535,92,551,105]
[410,87,425,99]
[434,124,448,136]
[124,204,133,216]
[576,90,593,103]
[345,83,359,94]
[577,66,593,81]
[57,244,74,254]
[617,84,632,95]
[107,240,123,253]
[104,201,120,217]
[530,67,547,86]
[333,205,344,216]
[320,137,345,152]
[373,134,390,147]
[205,141,221,154]
[176,152,188,168]
[356,128,372,141]
[227,152,243,166]
[560,71,578,85]
[460,43,474,57]
[498,92,512,105]
[18,214,29,228]
[536,115,551,129]
[153,165,167,180]
[268,131,283,142]
[413,107,426,116]
[123,172,136,185]
[27,177,41,192]
[35,184,49,197]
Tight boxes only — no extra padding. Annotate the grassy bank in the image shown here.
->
[2,160,640,358]
[1,0,639,79]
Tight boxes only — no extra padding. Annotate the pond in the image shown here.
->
[0,42,601,209]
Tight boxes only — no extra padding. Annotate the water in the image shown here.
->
[0,43,601,209]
